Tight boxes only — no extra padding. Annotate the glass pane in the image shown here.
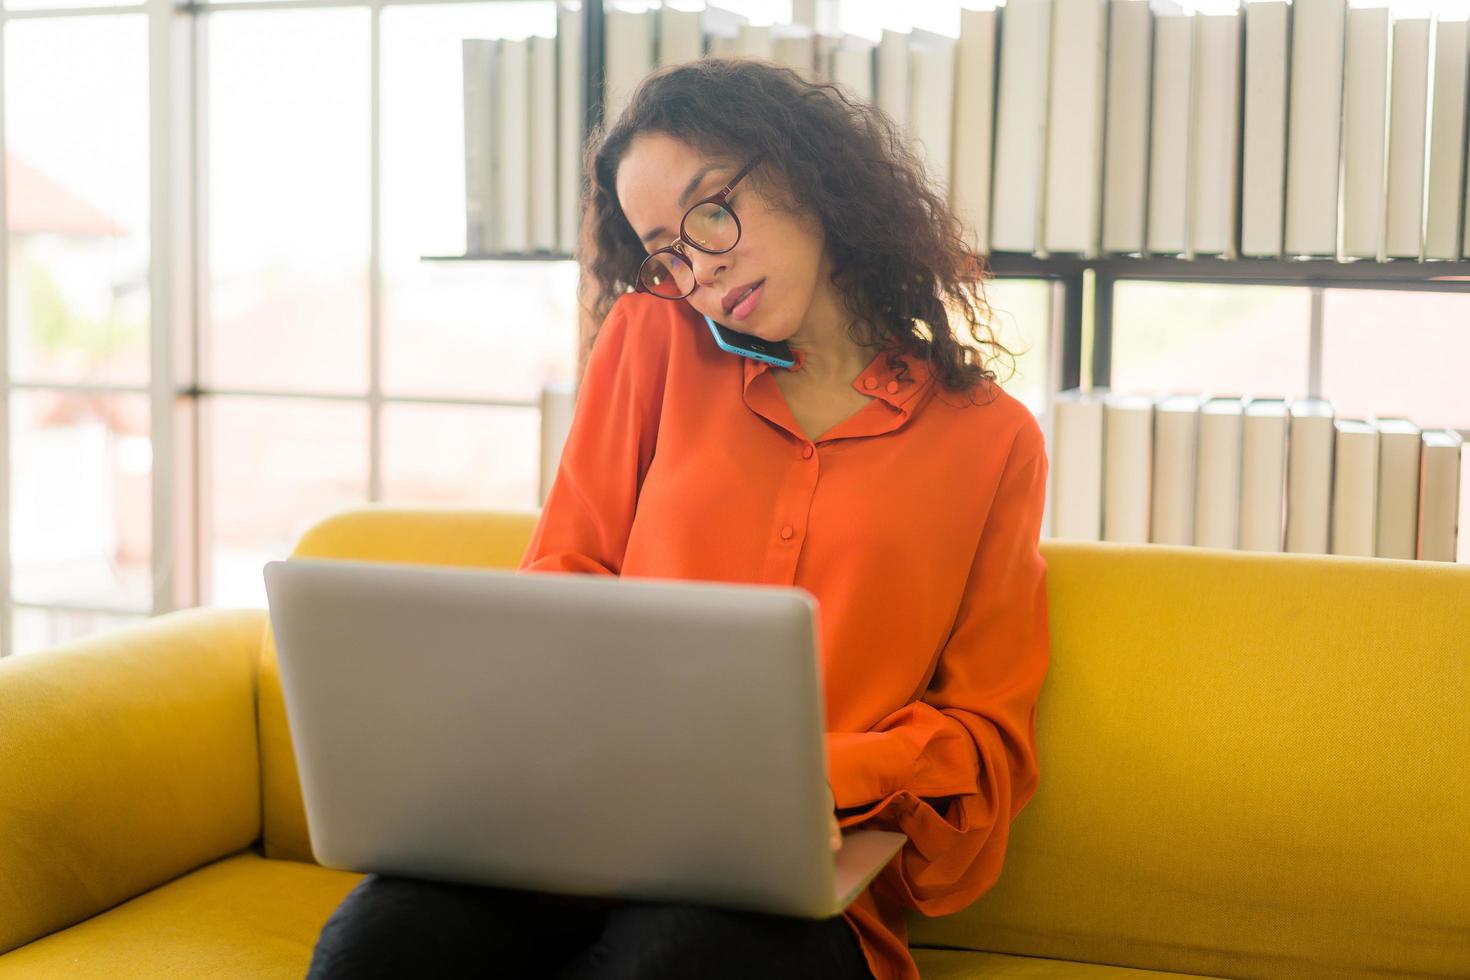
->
[10,390,152,610]
[11,607,147,658]
[1321,290,1470,432]
[4,16,150,386]
[205,397,368,608]
[382,402,539,509]
[982,277,1050,416]
[1110,281,1311,398]
[204,9,370,393]
[380,3,577,402]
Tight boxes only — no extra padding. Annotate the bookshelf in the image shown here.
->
[432,2,1470,421]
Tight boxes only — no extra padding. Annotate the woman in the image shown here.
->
[308,57,1049,980]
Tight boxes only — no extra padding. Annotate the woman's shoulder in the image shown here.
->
[924,374,1046,464]
[598,291,693,360]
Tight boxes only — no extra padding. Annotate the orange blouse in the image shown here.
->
[517,290,1051,980]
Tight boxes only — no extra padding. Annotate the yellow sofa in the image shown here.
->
[2,505,1466,979]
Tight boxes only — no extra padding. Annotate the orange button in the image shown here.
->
[864,377,878,390]
[780,525,794,540]
[886,380,900,394]
[802,445,814,459]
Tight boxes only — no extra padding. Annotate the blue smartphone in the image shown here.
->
[703,313,797,369]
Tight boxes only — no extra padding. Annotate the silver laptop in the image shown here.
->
[262,557,907,919]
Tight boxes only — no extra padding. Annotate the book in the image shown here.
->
[1151,394,1202,546]
[1341,7,1390,261]
[1240,397,1288,552]
[828,34,876,104]
[463,39,498,254]
[1374,417,1423,560]
[1284,0,1346,257]
[908,29,957,197]
[736,23,774,60]
[529,34,557,253]
[604,5,654,123]
[1425,17,1469,260]
[953,7,998,255]
[556,5,583,254]
[1385,17,1430,260]
[1418,429,1463,561]
[1285,397,1336,554]
[1102,394,1154,543]
[772,23,818,81]
[1147,14,1194,256]
[1052,389,1105,541]
[657,4,703,67]
[1195,397,1245,550]
[992,0,1052,253]
[1100,0,1152,255]
[702,5,746,60]
[1044,0,1107,255]
[877,28,910,131]
[1240,0,1290,258]
[1189,13,1241,257]
[1330,418,1379,557]
[496,37,531,253]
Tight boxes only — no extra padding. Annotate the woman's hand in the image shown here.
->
[825,781,841,851]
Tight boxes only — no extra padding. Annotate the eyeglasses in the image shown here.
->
[634,157,760,300]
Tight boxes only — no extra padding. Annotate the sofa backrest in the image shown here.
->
[0,608,264,955]
[259,506,543,862]
[906,541,1470,979]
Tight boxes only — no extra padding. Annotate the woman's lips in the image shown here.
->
[729,280,765,321]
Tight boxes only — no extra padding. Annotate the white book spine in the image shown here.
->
[1418,430,1464,562]
[1148,15,1194,256]
[1102,398,1154,543]
[830,44,874,103]
[737,23,774,60]
[908,33,957,197]
[1240,1,1289,258]
[1101,0,1152,255]
[1341,7,1390,261]
[1053,393,1105,541]
[1151,402,1200,546]
[1284,0,1347,257]
[877,29,910,130]
[657,7,703,67]
[1330,421,1380,557]
[1425,19,1469,260]
[953,9,998,254]
[1285,404,1336,554]
[1385,18,1430,260]
[557,7,584,254]
[1188,14,1241,258]
[530,35,558,253]
[1375,425,1423,560]
[497,38,531,253]
[604,9,654,124]
[1240,404,1288,552]
[1043,0,1108,255]
[991,0,1052,253]
[463,40,497,254]
[1195,402,1244,550]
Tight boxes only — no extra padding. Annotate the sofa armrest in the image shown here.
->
[0,607,265,955]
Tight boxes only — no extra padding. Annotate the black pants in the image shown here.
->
[307,874,876,980]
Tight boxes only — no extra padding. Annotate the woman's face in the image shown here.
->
[616,133,828,345]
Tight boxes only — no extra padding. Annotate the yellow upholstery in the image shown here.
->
[3,505,1467,979]
[905,543,1470,979]
[0,608,264,955]
[0,852,361,978]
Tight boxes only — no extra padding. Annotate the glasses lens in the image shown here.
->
[683,203,739,253]
[640,251,695,298]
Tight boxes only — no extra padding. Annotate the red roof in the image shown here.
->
[6,151,129,238]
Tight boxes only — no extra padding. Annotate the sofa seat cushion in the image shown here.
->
[912,947,1227,978]
[0,851,362,978]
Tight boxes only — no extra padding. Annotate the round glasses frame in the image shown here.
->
[634,157,762,301]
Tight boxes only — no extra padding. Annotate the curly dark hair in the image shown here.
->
[579,57,1017,399]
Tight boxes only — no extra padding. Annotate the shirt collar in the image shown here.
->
[742,336,931,415]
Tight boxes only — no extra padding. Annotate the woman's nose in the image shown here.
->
[685,247,726,291]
